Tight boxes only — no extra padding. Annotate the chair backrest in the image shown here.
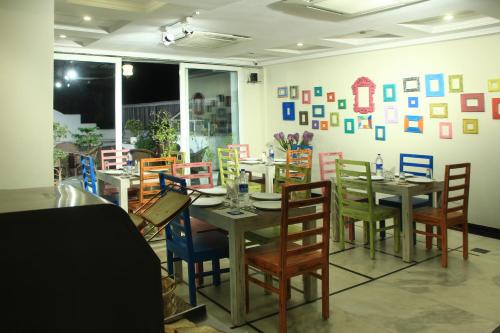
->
[286,148,312,179]
[335,159,375,219]
[100,149,129,170]
[274,164,311,199]
[400,153,433,177]
[217,148,239,185]
[291,144,313,151]
[173,162,214,189]
[442,163,471,221]
[129,148,155,162]
[80,155,97,194]
[280,181,331,269]
[139,157,176,203]
[319,152,344,181]
[227,144,250,159]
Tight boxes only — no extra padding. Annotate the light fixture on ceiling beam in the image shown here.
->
[59,34,67,39]
[83,15,92,21]
[297,42,304,47]
[443,14,454,21]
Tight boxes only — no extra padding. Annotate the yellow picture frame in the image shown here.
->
[429,103,448,118]
[462,119,478,134]
[488,79,500,92]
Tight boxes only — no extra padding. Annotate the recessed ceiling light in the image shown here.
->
[297,42,304,47]
[443,14,454,21]
[83,15,92,21]
[195,10,201,15]
[59,34,66,39]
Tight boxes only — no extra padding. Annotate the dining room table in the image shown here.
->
[239,157,286,193]
[95,169,140,211]
[331,175,444,263]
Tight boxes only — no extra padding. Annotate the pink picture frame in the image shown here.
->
[302,90,311,104]
[351,76,376,114]
[439,122,453,139]
[492,98,500,120]
[460,93,485,112]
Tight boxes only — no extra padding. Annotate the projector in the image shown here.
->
[161,23,194,45]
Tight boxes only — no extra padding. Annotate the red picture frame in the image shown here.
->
[493,98,500,119]
[460,93,485,112]
[351,77,376,114]
[302,90,311,104]
[327,92,336,102]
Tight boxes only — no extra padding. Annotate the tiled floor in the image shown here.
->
[152,227,500,333]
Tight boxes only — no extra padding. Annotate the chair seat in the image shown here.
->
[413,207,466,226]
[246,243,323,277]
[167,232,229,262]
[343,205,400,222]
[379,195,431,209]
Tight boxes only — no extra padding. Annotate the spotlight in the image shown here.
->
[59,34,67,39]
[83,15,92,21]
[55,81,62,88]
[297,42,304,47]
[444,14,454,21]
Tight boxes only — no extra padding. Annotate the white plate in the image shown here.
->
[104,169,123,175]
[252,201,281,210]
[198,187,227,196]
[241,157,260,161]
[250,192,281,201]
[407,177,433,184]
[241,160,262,165]
[192,197,224,207]
[358,175,384,181]
[395,173,414,178]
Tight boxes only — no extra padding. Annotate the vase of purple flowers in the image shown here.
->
[273,130,314,151]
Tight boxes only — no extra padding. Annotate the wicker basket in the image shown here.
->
[162,276,177,318]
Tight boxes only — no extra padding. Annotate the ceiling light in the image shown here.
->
[122,64,134,77]
[297,42,304,47]
[443,14,454,21]
[195,10,201,15]
[65,69,78,81]
[55,82,62,88]
[83,15,92,21]
[59,34,66,39]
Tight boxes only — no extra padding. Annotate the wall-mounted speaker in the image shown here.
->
[249,73,258,83]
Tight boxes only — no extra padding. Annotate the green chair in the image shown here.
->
[335,159,400,259]
[217,148,239,186]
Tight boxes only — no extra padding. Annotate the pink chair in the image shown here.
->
[100,149,129,170]
[173,162,214,189]
[319,152,355,242]
[227,144,250,159]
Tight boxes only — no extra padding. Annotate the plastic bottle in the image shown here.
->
[268,145,275,164]
[239,169,249,207]
[126,152,133,175]
[375,154,383,177]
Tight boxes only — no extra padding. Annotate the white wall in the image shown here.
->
[0,0,54,189]
[262,34,500,229]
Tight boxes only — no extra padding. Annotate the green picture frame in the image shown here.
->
[330,112,340,127]
[338,99,347,110]
[448,75,463,93]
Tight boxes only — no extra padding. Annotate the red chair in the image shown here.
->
[227,143,250,159]
[100,148,129,170]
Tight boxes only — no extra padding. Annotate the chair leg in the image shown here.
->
[264,273,272,295]
[187,261,197,306]
[167,250,174,276]
[379,220,386,239]
[322,264,329,320]
[279,277,288,333]
[348,223,355,241]
[441,227,448,268]
[196,263,204,286]
[369,221,375,260]
[287,278,292,300]
[463,223,469,260]
[212,259,221,286]
[425,225,433,249]
[245,264,250,313]
[339,216,346,250]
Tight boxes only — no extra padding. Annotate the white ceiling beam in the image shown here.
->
[54,23,109,34]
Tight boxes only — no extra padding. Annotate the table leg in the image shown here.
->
[118,180,129,212]
[229,228,246,326]
[265,165,275,193]
[401,191,414,262]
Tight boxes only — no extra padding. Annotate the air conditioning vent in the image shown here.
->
[173,31,251,49]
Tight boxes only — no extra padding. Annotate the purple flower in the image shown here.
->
[293,133,300,143]
[273,132,280,141]
[301,131,314,145]
[287,133,295,142]
[274,131,285,141]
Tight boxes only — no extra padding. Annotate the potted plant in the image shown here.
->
[150,111,179,157]
[124,119,143,145]
[53,122,70,183]
[273,130,313,151]
[72,126,103,152]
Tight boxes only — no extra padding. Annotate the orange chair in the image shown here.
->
[245,181,331,333]
[286,148,312,180]
[413,163,471,268]
[100,148,129,170]
[227,143,250,159]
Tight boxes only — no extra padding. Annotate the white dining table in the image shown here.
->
[240,159,286,193]
[95,170,140,211]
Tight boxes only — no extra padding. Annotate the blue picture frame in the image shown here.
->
[404,115,424,133]
[344,118,355,134]
[408,96,419,108]
[314,86,323,97]
[383,84,397,102]
[282,102,295,121]
[312,105,325,118]
[375,126,386,141]
[425,74,445,97]
[312,120,320,129]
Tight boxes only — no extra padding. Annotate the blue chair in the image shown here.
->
[81,155,97,194]
[160,173,229,306]
[379,154,434,240]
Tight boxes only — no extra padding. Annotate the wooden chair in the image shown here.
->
[379,153,434,240]
[245,181,331,333]
[227,144,250,159]
[163,174,230,306]
[217,148,239,186]
[413,163,471,268]
[81,155,97,194]
[128,157,176,213]
[100,148,129,170]
[129,148,155,162]
[336,159,400,259]
[291,144,313,151]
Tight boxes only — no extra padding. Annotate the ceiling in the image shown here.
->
[54,0,500,66]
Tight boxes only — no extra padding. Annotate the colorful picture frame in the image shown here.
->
[403,77,420,92]
[282,102,295,121]
[330,112,340,127]
[338,99,346,110]
[289,85,299,99]
[493,98,500,120]
[312,105,325,118]
[488,79,500,92]
[314,86,323,97]
[277,86,288,98]
[425,73,445,97]
[327,92,336,102]
[461,93,485,112]
[375,126,386,141]
[383,84,397,102]
[448,75,463,93]
[352,76,376,114]
[302,90,311,104]
[408,96,419,108]
[404,115,424,133]
[439,122,453,139]
[320,120,328,130]
[429,103,448,118]
[344,118,355,134]
[312,120,320,130]
[357,115,373,129]
[384,105,399,124]
[463,119,478,134]
[299,111,309,125]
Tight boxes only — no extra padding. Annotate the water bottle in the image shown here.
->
[126,152,133,175]
[268,145,275,164]
[239,169,249,207]
[375,154,383,177]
